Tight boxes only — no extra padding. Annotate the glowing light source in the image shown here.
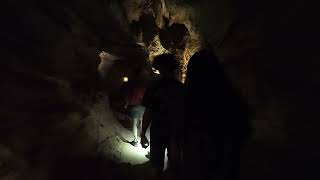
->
[123,77,129,82]
[152,68,160,75]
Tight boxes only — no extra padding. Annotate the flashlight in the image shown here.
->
[123,77,129,82]
[152,67,160,75]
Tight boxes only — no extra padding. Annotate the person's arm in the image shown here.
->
[140,108,151,148]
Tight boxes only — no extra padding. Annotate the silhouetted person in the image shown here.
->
[140,54,186,176]
[183,49,253,180]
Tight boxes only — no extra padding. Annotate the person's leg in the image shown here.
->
[211,139,244,180]
[224,140,246,180]
[150,133,168,174]
[137,106,145,138]
[132,117,138,142]
[167,139,181,173]
[129,106,139,146]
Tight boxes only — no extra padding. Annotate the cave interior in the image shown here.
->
[1,0,319,179]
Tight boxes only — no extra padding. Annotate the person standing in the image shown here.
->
[140,54,186,175]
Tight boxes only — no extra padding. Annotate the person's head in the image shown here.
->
[152,53,179,77]
[185,49,224,86]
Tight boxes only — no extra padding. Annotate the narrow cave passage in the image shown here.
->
[1,0,319,180]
